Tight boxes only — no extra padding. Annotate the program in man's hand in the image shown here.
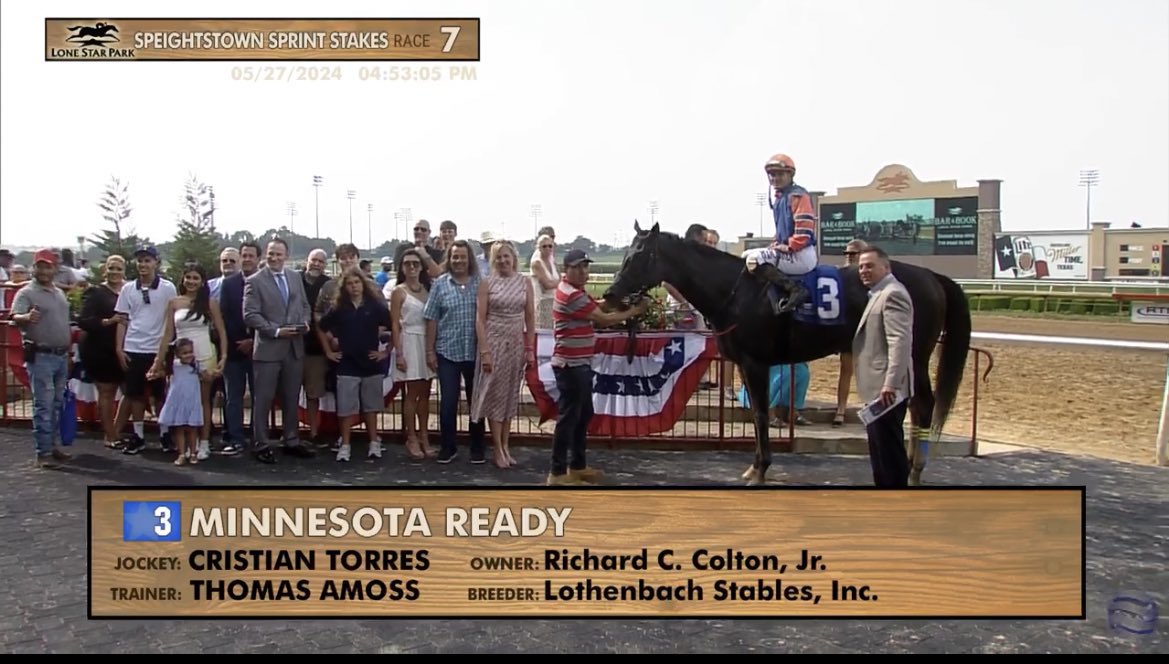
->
[858,391,907,426]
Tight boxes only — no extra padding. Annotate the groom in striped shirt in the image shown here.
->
[548,249,647,485]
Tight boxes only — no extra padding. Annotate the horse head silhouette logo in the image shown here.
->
[66,22,119,48]
[875,171,911,194]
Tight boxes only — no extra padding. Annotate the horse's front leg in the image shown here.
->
[739,361,772,486]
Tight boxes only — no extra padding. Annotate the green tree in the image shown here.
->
[89,175,149,279]
[165,174,222,282]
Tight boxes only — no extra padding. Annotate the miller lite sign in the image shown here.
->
[993,233,1089,280]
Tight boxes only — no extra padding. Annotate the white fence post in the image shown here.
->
[1158,359,1169,467]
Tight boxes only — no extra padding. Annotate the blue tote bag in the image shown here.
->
[59,388,77,446]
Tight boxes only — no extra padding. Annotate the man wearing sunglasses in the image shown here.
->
[396,219,447,278]
[208,247,240,301]
[113,244,178,454]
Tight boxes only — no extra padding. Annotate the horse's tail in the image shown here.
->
[931,272,971,441]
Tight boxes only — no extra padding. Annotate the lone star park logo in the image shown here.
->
[875,171,911,194]
[50,21,136,59]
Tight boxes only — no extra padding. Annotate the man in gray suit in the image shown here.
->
[244,237,315,463]
[853,245,913,488]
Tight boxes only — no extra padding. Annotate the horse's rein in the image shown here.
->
[702,269,746,337]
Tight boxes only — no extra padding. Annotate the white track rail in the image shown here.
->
[971,331,1168,351]
[970,331,1169,466]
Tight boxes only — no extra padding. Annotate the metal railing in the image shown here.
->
[951,279,1169,296]
[0,324,992,455]
[572,273,1169,295]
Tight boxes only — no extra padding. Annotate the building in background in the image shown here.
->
[1091,223,1168,281]
[731,164,1002,279]
[994,223,1168,282]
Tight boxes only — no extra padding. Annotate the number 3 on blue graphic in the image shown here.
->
[122,501,182,542]
[816,277,840,321]
[154,505,172,537]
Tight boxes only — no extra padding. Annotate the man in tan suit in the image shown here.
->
[852,245,913,487]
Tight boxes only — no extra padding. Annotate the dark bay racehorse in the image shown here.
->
[602,222,972,486]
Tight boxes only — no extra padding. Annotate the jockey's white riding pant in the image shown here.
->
[742,245,818,276]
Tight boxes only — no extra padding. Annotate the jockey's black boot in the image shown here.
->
[754,263,808,315]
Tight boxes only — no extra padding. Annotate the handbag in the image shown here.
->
[59,387,77,446]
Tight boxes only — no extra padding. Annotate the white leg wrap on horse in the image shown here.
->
[908,425,929,470]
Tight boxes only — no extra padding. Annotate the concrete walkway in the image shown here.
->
[0,428,1164,654]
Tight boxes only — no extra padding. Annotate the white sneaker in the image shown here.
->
[197,440,211,461]
[368,441,383,459]
[336,444,351,462]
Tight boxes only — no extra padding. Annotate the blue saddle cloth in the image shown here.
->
[769,265,847,326]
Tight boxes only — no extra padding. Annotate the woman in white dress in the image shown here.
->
[528,234,558,329]
[390,248,437,461]
[150,263,228,460]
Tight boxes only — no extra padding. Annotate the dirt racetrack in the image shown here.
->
[801,314,1168,466]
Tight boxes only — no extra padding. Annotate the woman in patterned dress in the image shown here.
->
[470,240,535,468]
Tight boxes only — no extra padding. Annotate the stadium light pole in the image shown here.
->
[206,186,216,228]
[367,203,374,254]
[286,202,297,257]
[756,192,767,237]
[1079,169,1099,230]
[312,175,323,238]
[346,189,357,244]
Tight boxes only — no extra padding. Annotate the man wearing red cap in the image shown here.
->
[742,153,819,314]
[9,249,74,468]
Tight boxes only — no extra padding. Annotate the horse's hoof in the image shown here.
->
[742,466,764,485]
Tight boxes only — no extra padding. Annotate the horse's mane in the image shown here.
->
[652,231,741,264]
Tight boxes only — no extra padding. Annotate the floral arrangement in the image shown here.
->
[625,296,704,331]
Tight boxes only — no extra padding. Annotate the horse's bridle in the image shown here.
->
[624,237,748,339]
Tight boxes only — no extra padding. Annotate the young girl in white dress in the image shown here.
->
[153,338,205,465]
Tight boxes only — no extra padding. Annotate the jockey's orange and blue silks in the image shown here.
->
[770,183,818,251]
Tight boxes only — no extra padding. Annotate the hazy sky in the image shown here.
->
[2,0,1166,253]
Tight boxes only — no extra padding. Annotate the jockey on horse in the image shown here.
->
[741,153,818,315]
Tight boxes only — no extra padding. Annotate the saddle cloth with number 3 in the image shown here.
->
[788,265,846,326]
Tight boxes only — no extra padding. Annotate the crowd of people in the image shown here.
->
[6,153,912,487]
[3,220,651,485]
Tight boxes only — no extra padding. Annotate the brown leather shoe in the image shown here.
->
[568,467,604,484]
[546,472,585,486]
[51,448,73,461]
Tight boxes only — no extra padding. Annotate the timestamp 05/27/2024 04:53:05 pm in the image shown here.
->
[228,65,479,83]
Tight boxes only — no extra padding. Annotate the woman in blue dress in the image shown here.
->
[738,362,811,428]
